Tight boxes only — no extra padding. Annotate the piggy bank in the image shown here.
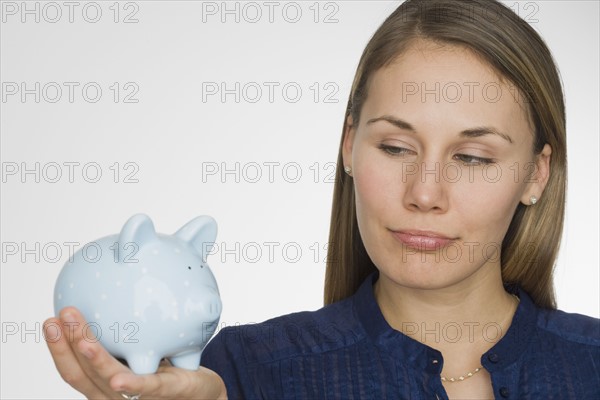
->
[54,214,222,374]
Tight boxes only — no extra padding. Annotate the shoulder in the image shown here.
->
[535,307,600,347]
[200,296,368,398]
[203,294,366,366]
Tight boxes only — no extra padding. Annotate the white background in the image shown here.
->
[1,1,598,398]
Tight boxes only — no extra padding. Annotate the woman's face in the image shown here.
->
[343,40,551,290]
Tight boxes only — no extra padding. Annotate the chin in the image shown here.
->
[375,257,479,291]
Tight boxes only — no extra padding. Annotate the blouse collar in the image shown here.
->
[352,271,537,371]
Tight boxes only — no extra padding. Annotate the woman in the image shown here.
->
[45,0,599,399]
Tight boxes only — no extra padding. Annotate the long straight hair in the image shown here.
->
[324,0,566,309]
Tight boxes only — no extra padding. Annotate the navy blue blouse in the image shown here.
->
[201,272,600,399]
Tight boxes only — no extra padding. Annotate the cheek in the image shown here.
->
[451,170,524,238]
[351,154,394,250]
[352,153,399,221]
[352,157,400,269]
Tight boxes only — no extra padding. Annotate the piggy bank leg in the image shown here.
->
[126,354,162,375]
[169,350,202,371]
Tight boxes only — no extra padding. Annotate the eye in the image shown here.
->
[187,266,192,270]
[453,154,495,166]
[378,144,414,157]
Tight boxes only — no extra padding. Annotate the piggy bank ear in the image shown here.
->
[118,214,156,262]
[174,216,217,261]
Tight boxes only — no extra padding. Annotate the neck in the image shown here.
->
[373,263,519,350]
[373,263,521,396]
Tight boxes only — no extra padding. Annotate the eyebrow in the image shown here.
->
[366,115,513,144]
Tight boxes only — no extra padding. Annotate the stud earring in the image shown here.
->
[530,195,538,205]
[344,166,352,176]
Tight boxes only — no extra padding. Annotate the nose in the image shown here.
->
[402,160,448,213]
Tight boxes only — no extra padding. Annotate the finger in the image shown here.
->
[110,366,226,399]
[59,307,132,397]
[76,333,135,384]
[43,316,106,399]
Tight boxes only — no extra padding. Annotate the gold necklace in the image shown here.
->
[440,293,520,384]
[441,366,482,383]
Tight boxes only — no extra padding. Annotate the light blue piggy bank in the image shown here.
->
[54,214,222,374]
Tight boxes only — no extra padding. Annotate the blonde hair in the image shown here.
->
[325,0,566,309]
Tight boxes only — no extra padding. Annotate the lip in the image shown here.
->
[390,229,456,251]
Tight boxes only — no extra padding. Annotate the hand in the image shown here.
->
[44,307,227,399]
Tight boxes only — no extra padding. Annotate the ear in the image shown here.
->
[521,144,552,205]
[342,114,356,174]
[174,216,218,261]
[118,214,156,262]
